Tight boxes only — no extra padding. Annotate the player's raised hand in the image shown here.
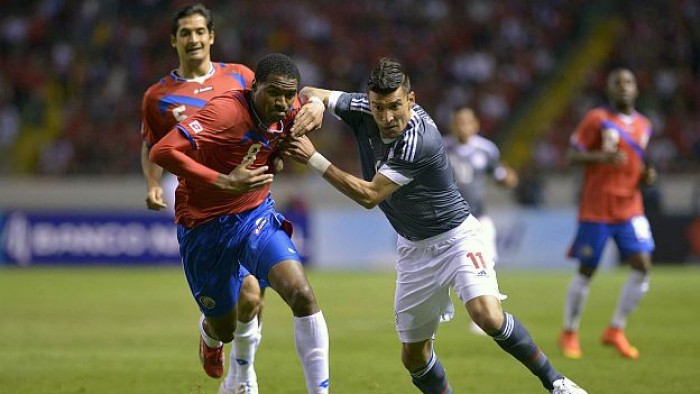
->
[215,156,273,194]
[145,186,168,211]
[290,97,325,137]
[282,135,317,164]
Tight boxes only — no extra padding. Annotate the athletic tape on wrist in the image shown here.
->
[308,152,331,175]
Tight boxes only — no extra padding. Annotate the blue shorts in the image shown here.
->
[177,197,300,317]
[567,216,655,268]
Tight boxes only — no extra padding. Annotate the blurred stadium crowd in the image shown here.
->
[0,0,698,176]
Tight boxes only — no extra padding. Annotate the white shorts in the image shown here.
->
[394,215,507,343]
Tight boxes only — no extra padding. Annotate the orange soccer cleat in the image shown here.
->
[559,330,582,359]
[199,336,225,378]
[601,327,639,359]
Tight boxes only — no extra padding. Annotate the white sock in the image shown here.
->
[199,314,223,348]
[224,316,260,388]
[294,311,330,394]
[563,273,590,331]
[611,270,650,329]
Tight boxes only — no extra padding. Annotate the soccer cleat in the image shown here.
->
[234,382,259,394]
[550,377,588,394]
[234,367,258,394]
[601,327,639,359]
[199,336,225,378]
[217,382,259,394]
[558,330,582,359]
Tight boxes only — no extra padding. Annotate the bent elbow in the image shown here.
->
[359,200,377,209]
[357,193,382,209]
[148,143,168,168]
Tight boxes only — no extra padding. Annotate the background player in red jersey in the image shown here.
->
[560,68,656,360]
[139,4,263,392]
[149,53,330,394]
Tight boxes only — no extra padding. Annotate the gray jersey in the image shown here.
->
[444,134,505,217]
[328,91,470,241]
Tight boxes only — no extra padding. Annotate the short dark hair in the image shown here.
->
[367,57,411,95]
[171,4,213,36]
[255,53,301,84]
[607,67,635,80]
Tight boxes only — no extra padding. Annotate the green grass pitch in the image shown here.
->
[0,265,698,393]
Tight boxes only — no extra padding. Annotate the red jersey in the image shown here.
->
[140,62,254,222]
[569,107,652,222]
[149,90,299,228]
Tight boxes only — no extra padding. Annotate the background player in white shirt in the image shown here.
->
[444,107,518,335]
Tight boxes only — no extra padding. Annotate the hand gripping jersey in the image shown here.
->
[569,107,653,222]
[140,62,254,222]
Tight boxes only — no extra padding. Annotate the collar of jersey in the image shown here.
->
[170,64,215,83]
[605,105,638,122]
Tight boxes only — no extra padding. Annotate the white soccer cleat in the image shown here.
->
[551,377,588,394]
[234,382,259,394]
[218,381,259,394]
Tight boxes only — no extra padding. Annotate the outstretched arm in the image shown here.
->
[284,135,400,209]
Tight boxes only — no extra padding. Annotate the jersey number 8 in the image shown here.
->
[243,143,263,163]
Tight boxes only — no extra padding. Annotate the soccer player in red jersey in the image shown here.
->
[149,53,330,394]
[140,4,261,392]
[560,68,656,360]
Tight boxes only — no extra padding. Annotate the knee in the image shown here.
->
[286,283,318,316]
[628,254,653,273]
[578,264,596,278]
[237,281,262,321]
[470,306,504,335]
[207,321,236,343]
[401,343,431,372]
[216,331,235,344]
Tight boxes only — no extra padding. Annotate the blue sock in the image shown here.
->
[491,313,562,390]
[410,352,453,394]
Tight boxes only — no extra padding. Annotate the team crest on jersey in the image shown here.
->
[189,120,203,134]
[198,295,216,310]
[580,245,593,257]
[194,86,213,94]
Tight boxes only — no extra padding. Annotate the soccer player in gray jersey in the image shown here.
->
[286,58,586,394]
